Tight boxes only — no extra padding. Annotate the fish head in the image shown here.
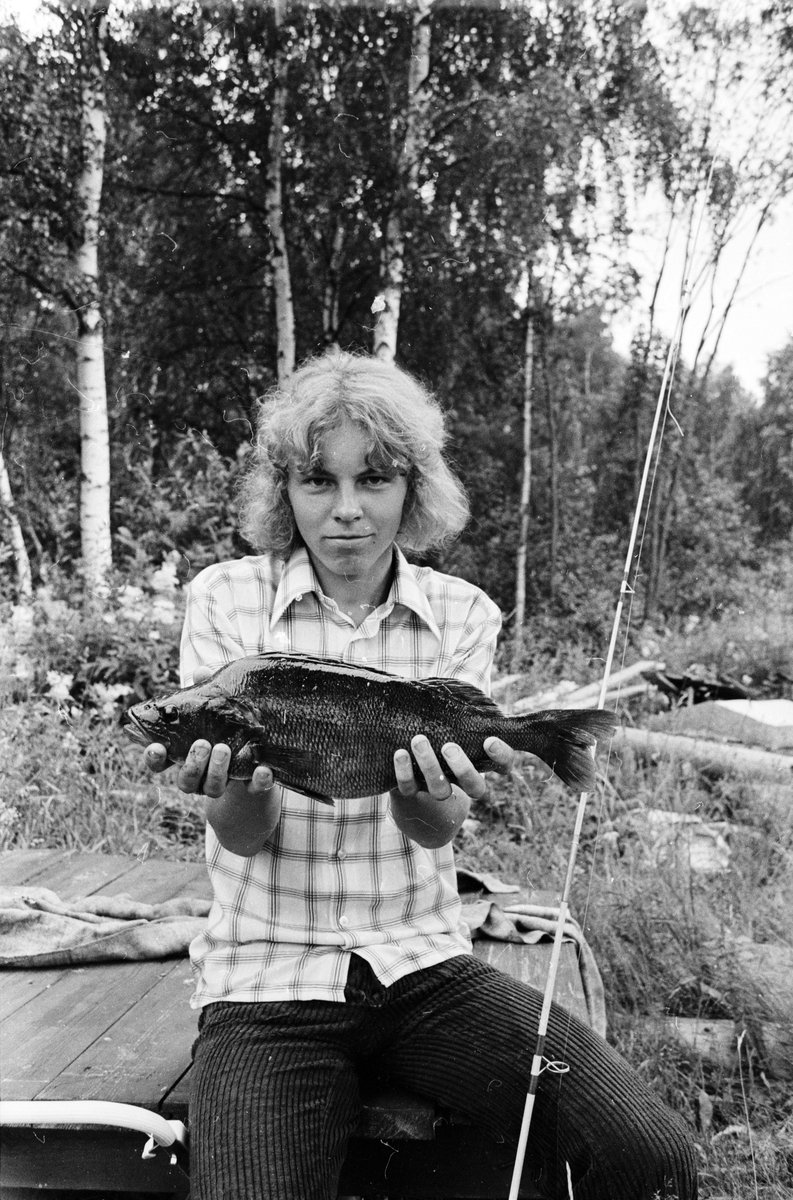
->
[123,684,258,765]
[122,693,211,763]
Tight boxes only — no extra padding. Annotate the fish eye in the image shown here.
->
[161,706,180,724]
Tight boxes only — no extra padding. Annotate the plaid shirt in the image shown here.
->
[182,547,501,1007]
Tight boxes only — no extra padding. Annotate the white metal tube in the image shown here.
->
[0,1100,184,1148]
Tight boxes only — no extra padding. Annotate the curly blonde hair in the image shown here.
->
[239,351,469,559]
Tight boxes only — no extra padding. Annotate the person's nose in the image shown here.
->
[332,481,363,522]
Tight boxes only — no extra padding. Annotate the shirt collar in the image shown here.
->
[269,545,441,641]
[389,546,442,641]
[269,547,320,629]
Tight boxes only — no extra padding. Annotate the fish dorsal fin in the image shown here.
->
[249,651,398,679]
[417,677,504,715]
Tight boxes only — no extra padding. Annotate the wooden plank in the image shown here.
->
[0,850,210,904]
[0,1127,189,1197]
[38,960,199,1110]
[0,853,208,1118]
[0,969,69,1024]
[0,849,76,888]
[157,1066,192,1120]
[20,852,143,899]
[96,857,210,905]
[0,960,181,1100]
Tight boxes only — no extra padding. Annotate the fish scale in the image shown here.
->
[123,653,617,803]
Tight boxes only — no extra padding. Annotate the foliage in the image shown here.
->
[5,0,787,622]
[735,339,793,545]
[1,557,184,710]
[1,3,791,629]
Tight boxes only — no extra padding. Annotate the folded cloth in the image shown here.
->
[462,899,607,1039]
[455,867,521,895]
[0,886,211,968]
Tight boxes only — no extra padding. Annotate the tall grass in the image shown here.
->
[0,700,206,861]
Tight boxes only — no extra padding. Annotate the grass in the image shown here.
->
[0,700,206,862]
[2,603,792,1198]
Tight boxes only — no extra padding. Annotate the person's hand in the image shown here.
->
[142,666,274,800]
[142,666,281,856]
[388,735,514,849]
[392,734,515,804]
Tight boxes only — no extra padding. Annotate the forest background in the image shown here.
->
[1,2,793,1195]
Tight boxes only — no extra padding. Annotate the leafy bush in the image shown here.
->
[1,555,184,713]
[111,426,249,581]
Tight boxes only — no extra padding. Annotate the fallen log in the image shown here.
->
[507,660,665,713]
[633,1016,793,1081]
[613,726,793,778]
[558,659,665,705]
[541,682,651,711]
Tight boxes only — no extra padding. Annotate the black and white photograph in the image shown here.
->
[1,2,791,1197]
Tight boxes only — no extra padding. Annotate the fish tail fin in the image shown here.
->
[508,709,617,791]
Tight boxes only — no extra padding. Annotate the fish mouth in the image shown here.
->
[122,709,170,751]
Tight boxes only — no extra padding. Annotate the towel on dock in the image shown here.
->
[462,899,607,1038]
[0,886,211,968]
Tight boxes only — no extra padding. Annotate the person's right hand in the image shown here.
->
[145,738,276,800]
[142,666,282,855]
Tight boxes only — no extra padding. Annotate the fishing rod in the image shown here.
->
[506,193,706,1198]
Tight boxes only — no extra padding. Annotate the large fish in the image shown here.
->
[123,652,616,804]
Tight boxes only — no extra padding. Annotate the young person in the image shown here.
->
[146,351,697,1200]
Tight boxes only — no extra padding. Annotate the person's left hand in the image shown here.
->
[392,735,515,803]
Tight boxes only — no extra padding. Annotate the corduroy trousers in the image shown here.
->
[190,953,697,1200]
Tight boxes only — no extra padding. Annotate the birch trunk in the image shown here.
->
[0,446,33,600]
[75,4,111,586]
[373,0,432,363]
[265,0,295,384]
[511,298,535,673]
[542,337,559,605]
[322,220,345,349]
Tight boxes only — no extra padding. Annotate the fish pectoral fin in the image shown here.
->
[244,742,335,806]
[282,782,335,806]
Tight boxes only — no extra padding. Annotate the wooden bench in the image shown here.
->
[0,849,591,1198]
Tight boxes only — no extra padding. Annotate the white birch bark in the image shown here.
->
[265,0,295,384]
[512,292,535,673]
[322,220,345,349]
[0,446,33,600]
[75,4,112,585]
[373,0,433,363]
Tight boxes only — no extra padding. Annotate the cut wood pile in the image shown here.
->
[491,658,664,713]
[493,661,793,779]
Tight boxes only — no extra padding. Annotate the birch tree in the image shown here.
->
[73,1,112,585]
[265,0,295,384]
[512,289,536,672]
[373,0,433,363]
[0,446,33,601]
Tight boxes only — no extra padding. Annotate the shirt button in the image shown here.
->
[339,915,350,928]
[337,850,347,860]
